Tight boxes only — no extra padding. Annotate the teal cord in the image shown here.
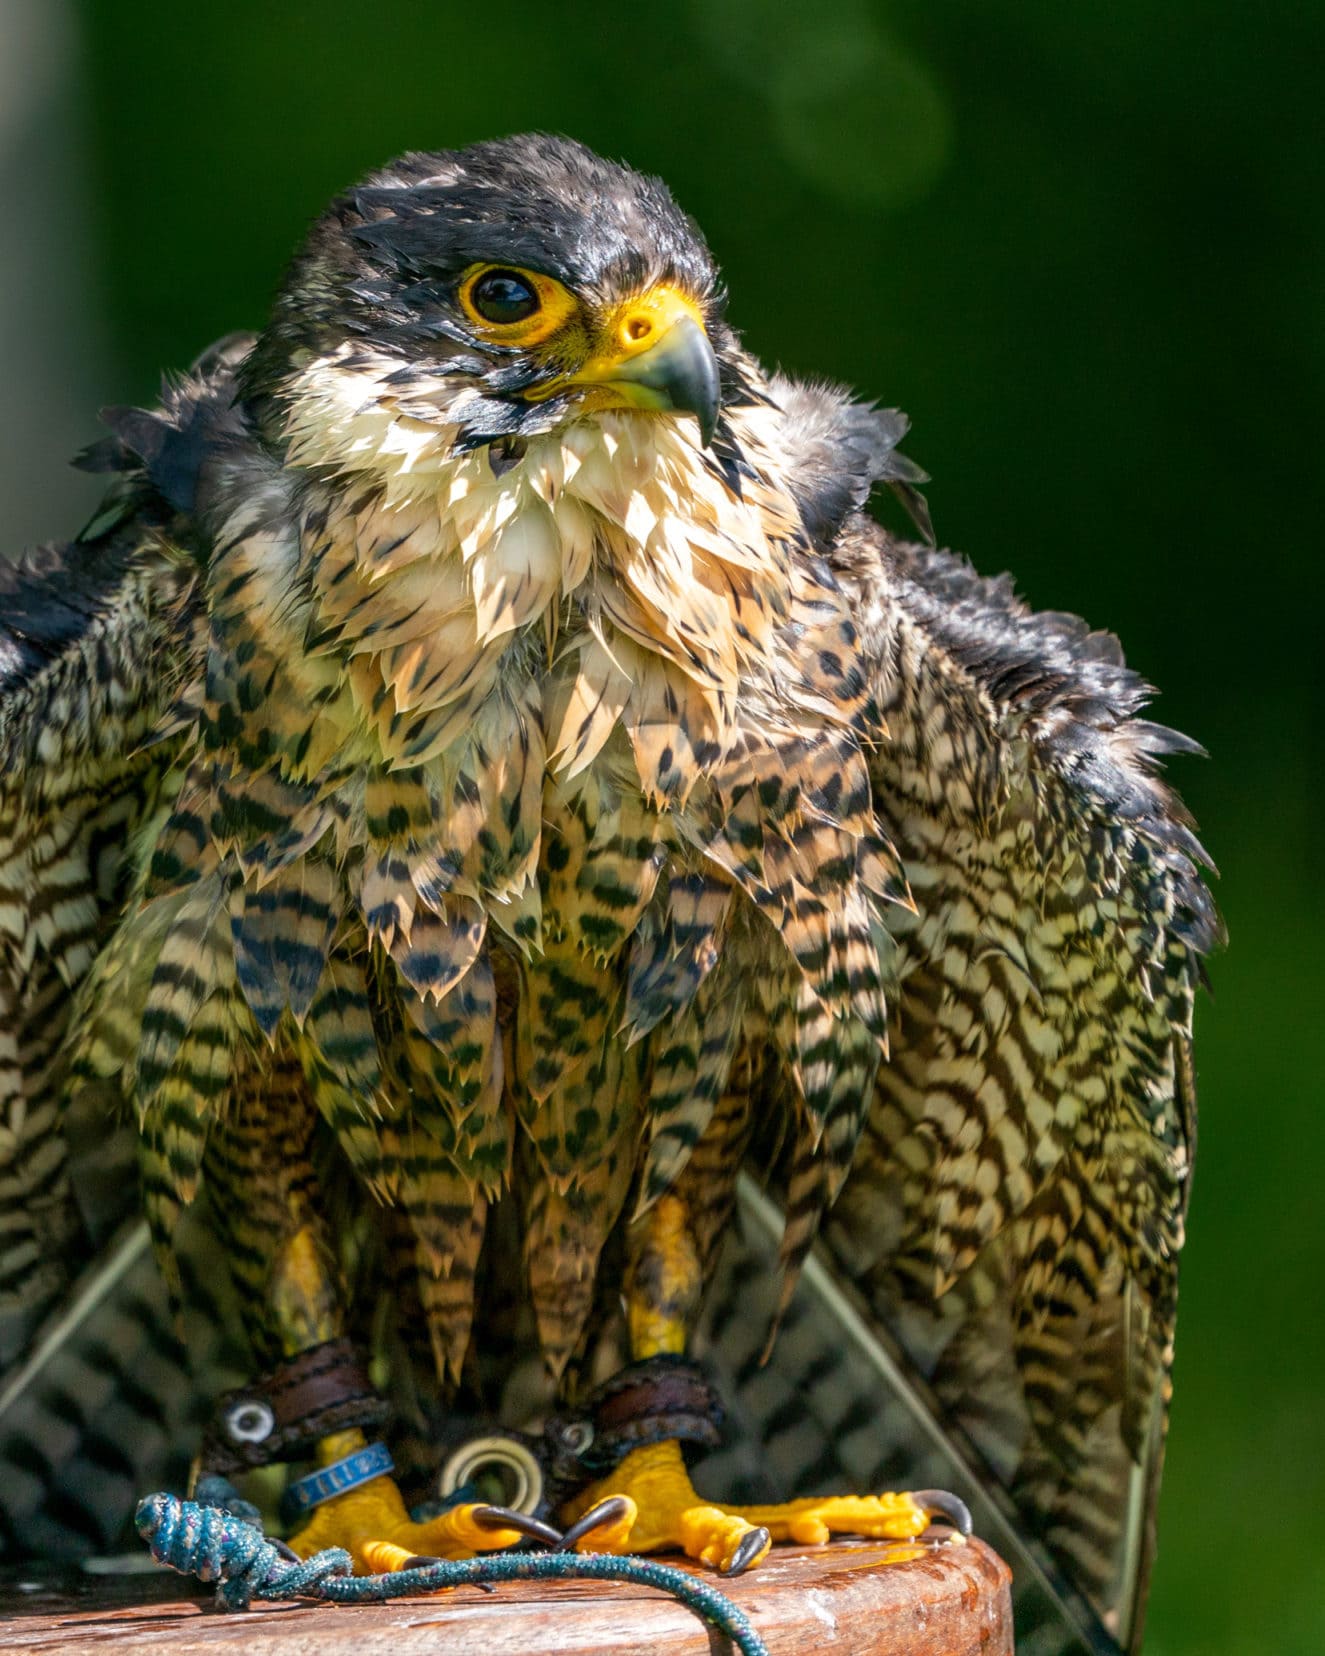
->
[135,1492,769,1656]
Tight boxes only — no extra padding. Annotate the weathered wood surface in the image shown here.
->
[0,1539,1013,1654]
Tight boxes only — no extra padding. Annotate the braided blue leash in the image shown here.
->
[135,1493,769,1655]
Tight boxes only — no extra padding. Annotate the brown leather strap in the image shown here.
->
[199,1338,389,1475]
[539,1356,723,1506]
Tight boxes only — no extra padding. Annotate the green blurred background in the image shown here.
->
[3,2,1320,1651]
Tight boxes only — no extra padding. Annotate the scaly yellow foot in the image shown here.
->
[562,1441,770,1573]
[562,1440,969,1575]
[287,1471,523,1575]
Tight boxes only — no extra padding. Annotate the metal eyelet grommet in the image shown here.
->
[559,1420,595,1456]
[438,1434,544,1516]
[224,1399,276,1444]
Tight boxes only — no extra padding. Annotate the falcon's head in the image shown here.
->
[246,134,741,465]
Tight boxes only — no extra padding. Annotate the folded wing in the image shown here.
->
[817,530,1219,1650]
[0,351,228,1366]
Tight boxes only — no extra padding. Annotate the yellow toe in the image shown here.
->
[360,1540,420,1573]
[287,1478,519,1574]
[738,1492,929,1546]
[562,1442,770,1572]
[561,1441,952,1573]
[570,1497,638,1554]
[679,1507,771,1572]
[427,1502,524,1554]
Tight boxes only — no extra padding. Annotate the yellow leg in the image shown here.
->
[624,1191,699,1358]
[560,1194,776,1571]
[204,1070,520,1576]
[265,1228,521,1575]
[561,1193,963,1573]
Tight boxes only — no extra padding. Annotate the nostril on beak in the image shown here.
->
[624,315,653,345]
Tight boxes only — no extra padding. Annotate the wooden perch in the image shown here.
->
[0,1537,1013,1654]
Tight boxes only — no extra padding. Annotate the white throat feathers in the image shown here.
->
[271,346,823,796]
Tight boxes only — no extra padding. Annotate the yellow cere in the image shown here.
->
[573,285,708,384]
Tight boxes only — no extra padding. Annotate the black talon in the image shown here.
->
[471,1504,564,1547]
[271,1539,303,1564]
[913,1489,973,1538]
[720,1525,771,1577]
[558,1496,632,1551]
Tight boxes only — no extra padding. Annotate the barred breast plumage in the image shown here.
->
[63,342,903,1389]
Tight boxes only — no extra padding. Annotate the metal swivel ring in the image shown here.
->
[438,1433,545,1516]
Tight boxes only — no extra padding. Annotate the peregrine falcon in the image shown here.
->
[0,135,1218,1650]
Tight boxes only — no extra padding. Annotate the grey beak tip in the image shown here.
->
[611,313,722,447]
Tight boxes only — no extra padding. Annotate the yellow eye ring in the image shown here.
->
[457,263,578,347]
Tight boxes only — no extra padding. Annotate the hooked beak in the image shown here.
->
[537,287,722,447]
[591,315,721,447]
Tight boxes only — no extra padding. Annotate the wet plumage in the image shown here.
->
[0,136,1217,1651]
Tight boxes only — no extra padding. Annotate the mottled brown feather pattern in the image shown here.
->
[0,153,1215,1653]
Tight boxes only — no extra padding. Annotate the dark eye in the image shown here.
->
[469,268,540,325]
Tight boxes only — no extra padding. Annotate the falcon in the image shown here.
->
[0,135,1218,1649]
